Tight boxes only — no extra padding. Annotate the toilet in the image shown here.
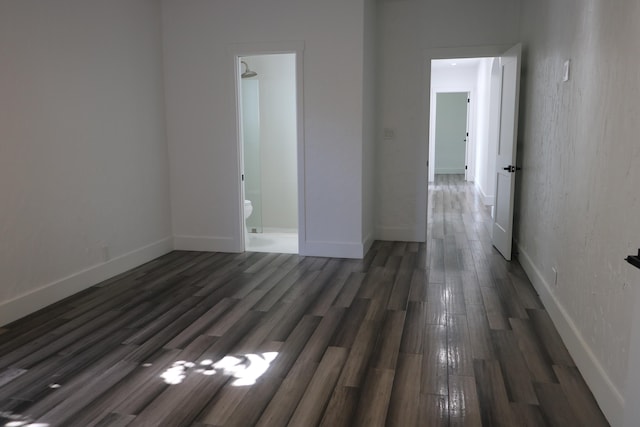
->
[244,200,253,240]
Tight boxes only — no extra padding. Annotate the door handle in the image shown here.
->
[503,165,521,173]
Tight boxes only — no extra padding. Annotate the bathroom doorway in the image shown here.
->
[237,53,299,254]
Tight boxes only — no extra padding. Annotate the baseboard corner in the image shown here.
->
[0,237,173,327]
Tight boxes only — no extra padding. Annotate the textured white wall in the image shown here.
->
[0,0,172,324]
[376,0,520,241]
[517,0,640,424]
[162,0,368,257]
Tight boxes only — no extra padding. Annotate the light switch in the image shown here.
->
[383,128,395,140]
[563,60,570,82]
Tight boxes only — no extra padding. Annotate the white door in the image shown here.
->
[464,94,470,180]
[492,44,522,260]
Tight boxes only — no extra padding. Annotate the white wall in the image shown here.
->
[0,0,173,325]
[473,58,497,205]
[162,0,369,258]
[517,0,640,424]
[244,54,298,231]
[376,0,521,241]
[361,0,376,252]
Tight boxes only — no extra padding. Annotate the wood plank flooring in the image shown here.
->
[0,174,608,426]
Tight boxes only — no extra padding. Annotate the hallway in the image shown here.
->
[0,176,608,426]
[426,174,609,425]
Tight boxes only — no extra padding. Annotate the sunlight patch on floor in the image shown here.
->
[0,411,49,427]
[159,352,278,387]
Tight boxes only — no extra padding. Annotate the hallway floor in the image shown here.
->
[0,175,608,426]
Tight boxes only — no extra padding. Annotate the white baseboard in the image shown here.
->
[475,182,495,206]
[0,237,173,327]
[300,239,365,259]
[516,244,623,426]
[434,168,466,174]
[362,232,375,257]
[261,227,297,234]
[173,235,240,253]
[375,226,424,243]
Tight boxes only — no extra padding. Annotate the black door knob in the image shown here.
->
[503,165,520,173]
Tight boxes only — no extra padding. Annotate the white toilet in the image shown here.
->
[244,200,253,240]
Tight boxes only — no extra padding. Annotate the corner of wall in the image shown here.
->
[173,235,240,253]
[362,231,375,258]
[301,239,367,259]
[375,226,423,243]
[475,181,495,206]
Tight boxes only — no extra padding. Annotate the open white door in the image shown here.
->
[492,44,522,261]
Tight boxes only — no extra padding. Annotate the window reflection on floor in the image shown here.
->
[159,352,278,387]
[0,411,49,427]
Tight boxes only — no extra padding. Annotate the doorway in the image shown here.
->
[434,92,469,178]
[237,53,298,254]
[426,45,522,260]
[428,57,500,204]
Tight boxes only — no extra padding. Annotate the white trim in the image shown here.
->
[434,168,466,175]
[475,181,495,206]
[173,235,240,253]
[0,237,173,327]
[300,240,365,259]
[375,226,424,243]
[261,227,298,234]
[516,243,622,426]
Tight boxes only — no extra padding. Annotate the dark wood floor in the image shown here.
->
[0,175,608,426]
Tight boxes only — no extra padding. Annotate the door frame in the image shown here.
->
[491,43,522,260]
[420,44,514,241]
[230,41,305,253]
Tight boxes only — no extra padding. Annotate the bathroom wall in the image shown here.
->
[376,0,520,241]
[162,0,370,258]
[517,0,640,423]
[244,54,298,232]
[0,0,173,325]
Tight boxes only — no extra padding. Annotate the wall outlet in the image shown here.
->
[552,267,558,286]
[101,245,110,262]
[383,128,395,140]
